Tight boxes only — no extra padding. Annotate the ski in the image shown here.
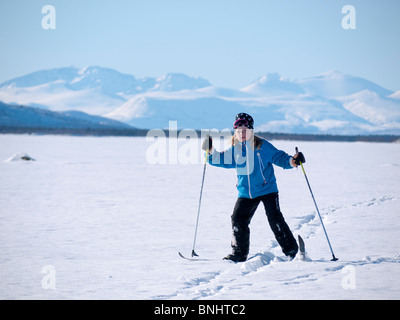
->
[298,235,306,259]
[178,252,210,261]
[180,236,307,262]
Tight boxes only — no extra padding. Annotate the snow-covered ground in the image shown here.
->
[0,134,399,300]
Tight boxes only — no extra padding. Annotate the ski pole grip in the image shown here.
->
[294,146,305,168]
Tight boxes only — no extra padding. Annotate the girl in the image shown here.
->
[202,113,305,262]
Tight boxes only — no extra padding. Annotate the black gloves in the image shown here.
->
[293,150,306,166]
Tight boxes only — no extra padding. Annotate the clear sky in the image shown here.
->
[0,0,399,91]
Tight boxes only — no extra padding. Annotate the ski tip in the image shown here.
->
[179,252,209,261]
[298,235,305,253]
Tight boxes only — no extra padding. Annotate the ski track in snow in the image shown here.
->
[164,195,400,300]
[165,251,400,300]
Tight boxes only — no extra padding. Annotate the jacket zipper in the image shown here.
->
[246,143,253,199]
[257,152,267,185]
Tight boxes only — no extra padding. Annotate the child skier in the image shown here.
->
[202,113,305,262]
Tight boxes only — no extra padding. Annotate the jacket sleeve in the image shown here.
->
[264,141,294,169]
[207,146,236,169]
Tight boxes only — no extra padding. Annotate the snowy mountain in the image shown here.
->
[106,94,246,130]
[338,90,400,126]
[241,73,305,96]
[0,66,211,115]
[294,70,393,97]
[150,73,211,92]
[1,67,399,135]
[106,75,400,134]
[390,90,400,100]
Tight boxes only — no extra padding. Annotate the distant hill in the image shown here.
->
[0,102,145,135]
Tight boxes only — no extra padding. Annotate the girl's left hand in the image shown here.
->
[292,152,306,167]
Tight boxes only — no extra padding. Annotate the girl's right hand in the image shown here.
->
[202,135,212,151]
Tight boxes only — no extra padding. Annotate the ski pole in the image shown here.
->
[191,146,209,257]
[295,147,338,261]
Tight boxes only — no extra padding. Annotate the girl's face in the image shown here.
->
[235,126,253,142]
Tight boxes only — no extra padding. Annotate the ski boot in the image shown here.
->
[223,253,247,262]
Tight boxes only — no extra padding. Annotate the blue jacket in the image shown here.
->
[207,137,293,199]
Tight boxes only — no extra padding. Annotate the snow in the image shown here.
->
[0,134,399,300]
[0,67,211,116]
[390,91,400,100]
[240,73,305,96]
[338,90,400,126]
[295,70,393,97]
[0,84,124,115]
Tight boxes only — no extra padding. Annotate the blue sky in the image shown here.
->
[0,0,399,91]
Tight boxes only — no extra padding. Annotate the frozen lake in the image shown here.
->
[0,134,399,299]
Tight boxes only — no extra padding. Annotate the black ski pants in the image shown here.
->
[231,192,298,258]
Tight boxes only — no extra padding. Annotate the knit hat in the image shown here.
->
[233,113,254,129]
